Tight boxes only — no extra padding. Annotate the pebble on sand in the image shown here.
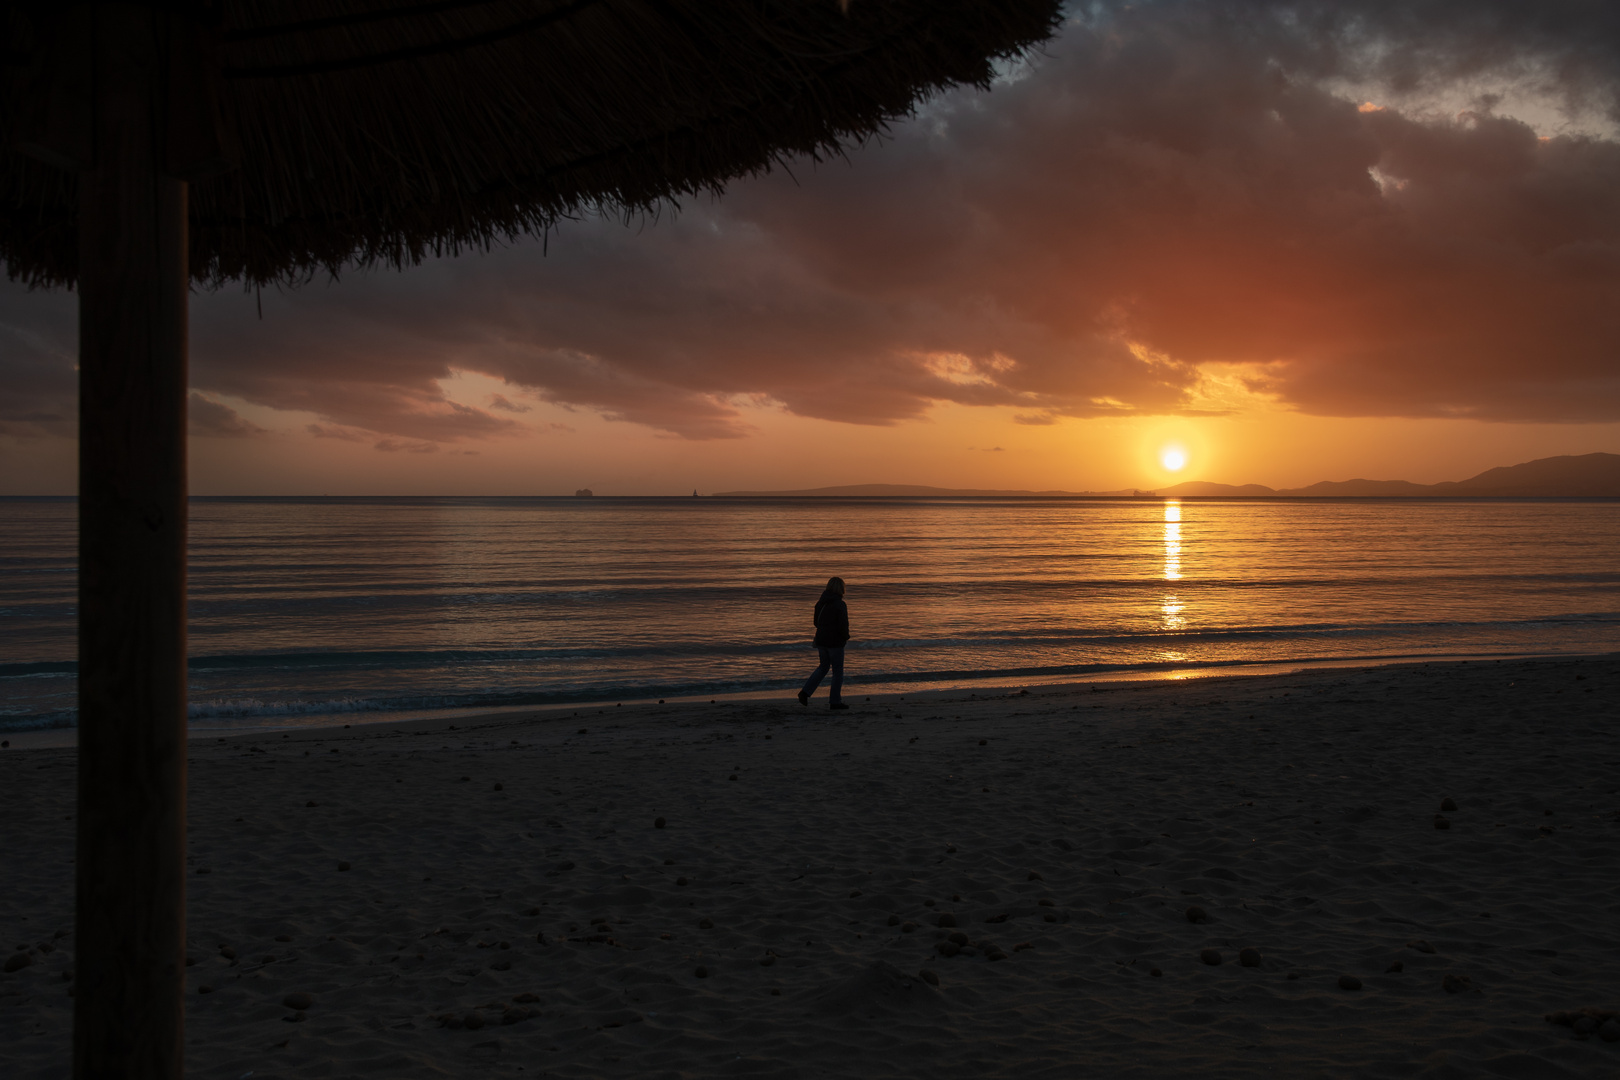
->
[463,1012,485,1030]
[5,952,32,973]
[1442,973,1472,993]
[1338,975,1363,991]
[493,783,503,791]
[337,861,351,871]
[919,970,939,986]
[654,817,666,828]
[698,918,714,929]
[901,922,918,933]
[1186,906,1210,924]
[695,966,709,978]
[1407,939,1436,954]
[1027,871,1044,882]
[1386,960,1404,973]
[1239,947,1262,967]
[936,913,958,928]
[1433,816,1451,830]
[676,877,688,886]
[1150,968,1163,977]
[1200,949,1222,966]
[283,991,313,1010]
[887,915,900,926]
[1440,797,1458,811]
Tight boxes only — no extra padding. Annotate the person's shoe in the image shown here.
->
[829,701,850,710]
[797,691,810,706]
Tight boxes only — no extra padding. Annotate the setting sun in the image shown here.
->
[1160,446,1188,472]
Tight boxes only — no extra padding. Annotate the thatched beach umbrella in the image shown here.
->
[2,0,1059,1073]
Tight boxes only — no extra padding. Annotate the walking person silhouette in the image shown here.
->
[798,577,850,710]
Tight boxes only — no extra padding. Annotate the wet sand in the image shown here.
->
[3,654,1619,1078]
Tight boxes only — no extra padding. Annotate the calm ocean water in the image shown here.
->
[2,496,1617,732]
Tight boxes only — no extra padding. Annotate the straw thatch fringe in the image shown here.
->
[0,0,1062,287]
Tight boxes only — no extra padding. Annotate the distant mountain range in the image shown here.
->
[715,453,1620,498]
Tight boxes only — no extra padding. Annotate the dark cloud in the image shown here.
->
[0,288,75,437]
[4,0,1618,440]
[189,393,268,438]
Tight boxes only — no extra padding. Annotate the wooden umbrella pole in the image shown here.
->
[74,5,190,1077]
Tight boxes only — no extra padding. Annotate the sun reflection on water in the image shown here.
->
[1162,501,1182,581]
[1161,500,1186,631]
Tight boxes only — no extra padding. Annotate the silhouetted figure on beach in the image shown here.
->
[798,577,850,710]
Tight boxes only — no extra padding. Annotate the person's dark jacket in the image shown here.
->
[812,589,850,648]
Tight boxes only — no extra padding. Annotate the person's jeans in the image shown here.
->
[801,646,844,704]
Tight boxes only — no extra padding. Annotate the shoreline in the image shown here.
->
[3,653,1618,1078]
[2,648,1607,751]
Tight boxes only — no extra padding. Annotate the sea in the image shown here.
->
[2,496,1618,733]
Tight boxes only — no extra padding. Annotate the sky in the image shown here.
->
[3,0,1619,495]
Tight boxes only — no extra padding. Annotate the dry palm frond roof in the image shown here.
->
[0,0,1061,286]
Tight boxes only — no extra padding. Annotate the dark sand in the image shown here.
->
[3,654,1619,1078]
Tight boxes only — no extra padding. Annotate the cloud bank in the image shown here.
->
[4,0,1618,445]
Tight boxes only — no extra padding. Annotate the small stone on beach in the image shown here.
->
[937,913,957,928]
[654,817,665,828]
[1442,973,1472,993]
[919,970,939,986]
[676,877,688,886]
[5,952,32,973]
[1239,948,1262,967]
[1386,960,1403,973]
[698,918,713,929]
[463,1012,485,1030]
[1186,906,1209,924]
[337,861,351,871]
[887,915,900,926]
[695,966,708,978]
[1027,871,1043,882]
[1433,816,1451,830]
[1200,949,1222,966]
[1150,968,1162,977]
[1440,797,1458,811]
[1407,939,1436,954]
[283,992,313,1010]
[1338,975,1362,991]
[493,783,503,791]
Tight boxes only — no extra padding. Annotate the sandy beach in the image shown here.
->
[3,654,1618,1078]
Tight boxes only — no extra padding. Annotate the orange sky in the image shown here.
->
[3,2,1618,495]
